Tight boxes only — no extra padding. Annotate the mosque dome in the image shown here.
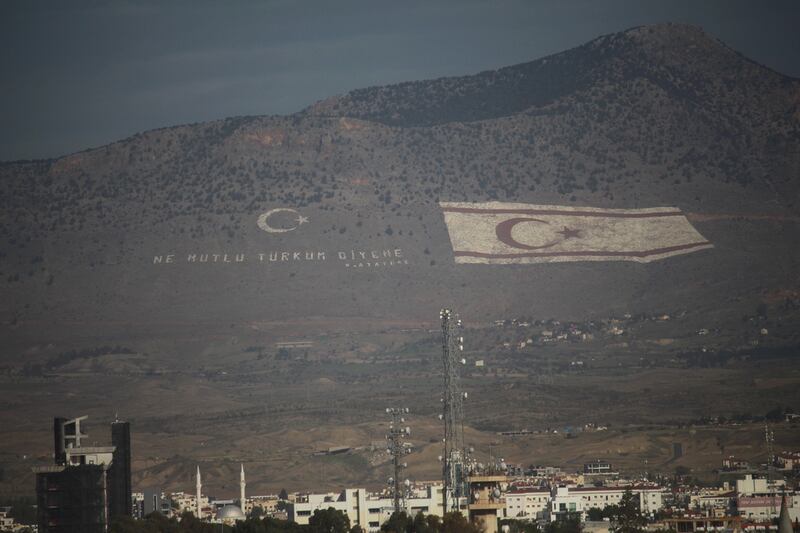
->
[216,504,245,521]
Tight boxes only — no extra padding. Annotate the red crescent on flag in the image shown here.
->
[495,217,561,250]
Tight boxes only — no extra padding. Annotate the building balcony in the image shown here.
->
[468,475,508,483]
[469,497,506,510]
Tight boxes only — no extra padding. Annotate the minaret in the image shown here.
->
[196,466,202,518]
[240,463,246,515]
[778,494,793,533]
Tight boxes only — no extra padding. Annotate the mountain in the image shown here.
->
[308,23,797,131]
[1,22,800,498]
[2,23,798,329]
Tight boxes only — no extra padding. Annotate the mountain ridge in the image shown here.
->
[2,22,798,165]
[305,23,800,128]
[0,22,798,328]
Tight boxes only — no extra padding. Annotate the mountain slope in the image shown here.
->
[0,23,798,328]
[2,22,800,499]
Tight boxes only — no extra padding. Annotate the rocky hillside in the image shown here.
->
[0,23,798,327]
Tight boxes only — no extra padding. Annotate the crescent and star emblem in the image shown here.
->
[495,217,582,250]
[257,208,309,234]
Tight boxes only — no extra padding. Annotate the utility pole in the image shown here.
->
[386,407,411,516]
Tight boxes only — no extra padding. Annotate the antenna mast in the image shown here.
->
[386,407,411,516]
[440,308,468,513]
[765,423,776,517]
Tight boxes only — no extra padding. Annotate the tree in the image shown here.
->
[109,516,151,533]
[109,512,182,533]
[442,511,482,533]
[412,511,440,533]
[586,508,605,521]
[308,507,351,533]
[422,514,442,532]
[500,518,541,533]
[380,511,442,533]
[147,512,181,533]
[178,511,201,530]
[178,511,231,532]
[231,518,268,533]
[235,517,305,533]
[381,511,411,533]
[610,490,646,533]
[545,513,582,533]
[586,505,618,522]
[279,488,289,500]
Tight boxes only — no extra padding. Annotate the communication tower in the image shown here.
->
[386,407,412,516]
[765,423,776,517]
[440,308,470,513]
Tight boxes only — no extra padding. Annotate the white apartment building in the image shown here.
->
[550,486,586,520]
[776,452,800,471]
[549,485,664,521]
[735,475,799,522]
[171,491,210,518]
[249,495,280,516]
[503,487,550,520]
[289,489,363,526]
[736,494,799,522]
[736,475,785,495]
[288,485,444,532]
[689,488,735,513]
[0,507,15,531]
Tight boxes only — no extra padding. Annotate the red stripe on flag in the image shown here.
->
[453,241,712,259]
[441,207,684,218]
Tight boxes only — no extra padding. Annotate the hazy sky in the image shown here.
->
[1,0,798,161]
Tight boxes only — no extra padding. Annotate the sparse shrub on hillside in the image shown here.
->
[46,346,135,369]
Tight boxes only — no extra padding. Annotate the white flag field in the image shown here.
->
[440,202,713,264]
